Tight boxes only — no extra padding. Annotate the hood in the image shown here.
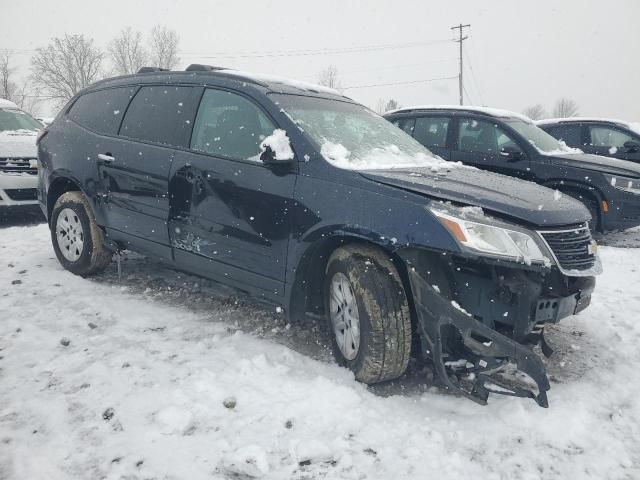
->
[0,130,38,158]
[544,152,640,178]
[359,166,590,228]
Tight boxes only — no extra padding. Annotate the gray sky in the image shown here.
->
[2,0,639,119]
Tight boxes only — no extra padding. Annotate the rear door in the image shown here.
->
[168,87,297,297]
[449,116,532,179]
[584,123,640,162]
[98,85,199,258]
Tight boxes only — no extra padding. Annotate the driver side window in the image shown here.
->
[589,126,634,148]
[191,89,276,161]
[458,118,521,156]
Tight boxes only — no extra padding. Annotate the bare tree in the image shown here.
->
[522,104,547,120]
[385,98,400,112]
[31,34,104,104]
[149,25,180,70]
[317,65,343,91]
[553,98,579,118]
[109,27,148,75]
[0,52,18,101]
[0,52,40,115]
[375,97,401,114]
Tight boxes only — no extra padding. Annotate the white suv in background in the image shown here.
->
[0,99,42,209]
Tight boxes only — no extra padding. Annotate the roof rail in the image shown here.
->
[137,67,170,74]
[185,64,226,72]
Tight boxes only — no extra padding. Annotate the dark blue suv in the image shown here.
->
[385,106,640,232]
[38,66,601,406]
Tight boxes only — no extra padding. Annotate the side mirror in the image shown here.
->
[623,140,640,153]
[500,146,524,162]
[260,145,295,165]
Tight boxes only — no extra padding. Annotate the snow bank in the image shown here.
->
[1,224,639,479]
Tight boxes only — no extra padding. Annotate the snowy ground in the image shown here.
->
[1,217,639,480]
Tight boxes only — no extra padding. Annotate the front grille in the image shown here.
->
[0,157,38,175]
[5,188,38,201]
[539,224,595,271]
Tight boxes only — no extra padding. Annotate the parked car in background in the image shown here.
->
[537,118,640,163]
[38,67,602,406]
[385,105,640,232]
[0,98,42,210]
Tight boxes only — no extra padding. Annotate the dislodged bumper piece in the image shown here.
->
[407,268,551,408]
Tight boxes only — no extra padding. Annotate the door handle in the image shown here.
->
[98,153,115,162]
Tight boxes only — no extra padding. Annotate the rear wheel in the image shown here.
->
[50,191,112,276]
[324,245,412,384]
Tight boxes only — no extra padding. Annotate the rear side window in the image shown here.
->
[190,88,276,161]
[68,87,137,135]
[119,86,192,145]
[413,117,450,148]
[547,124,581,146]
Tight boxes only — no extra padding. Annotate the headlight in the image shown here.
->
[604,174,640,194]
[431,206,551,266]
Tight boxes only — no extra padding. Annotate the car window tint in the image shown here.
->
[547,125,581,146]
[589,126,634,148]
[119,86,192,145]
[392,118,415,136]
[68,87,137,135]
[190,89,276,161]
[413,117,449,148]
[458,118,521,155]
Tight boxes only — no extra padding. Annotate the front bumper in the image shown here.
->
[407,267,551,407]
[0,172,38,207]
[602,192,640,231]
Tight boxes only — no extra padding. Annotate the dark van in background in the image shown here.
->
[538,117,640,163]
[385,106,640,232]
[38,67,601,406]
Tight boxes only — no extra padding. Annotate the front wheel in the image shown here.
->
[50,191,112,276]
[324,245,412,384]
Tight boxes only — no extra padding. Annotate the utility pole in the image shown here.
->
[451,23,470,105]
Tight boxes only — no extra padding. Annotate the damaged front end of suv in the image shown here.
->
[397,204,601,407]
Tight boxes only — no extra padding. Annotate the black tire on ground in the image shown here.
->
[324,245,412,384]
[561,190,600,233]
[50,191,112,276]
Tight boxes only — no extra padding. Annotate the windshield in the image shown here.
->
[506,119,580,154]
[0,108,42,133]
[272,94,449,170]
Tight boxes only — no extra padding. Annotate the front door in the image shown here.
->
[169,88,297,298]
[450,117,532,179]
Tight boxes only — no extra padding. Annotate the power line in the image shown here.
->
[344,75,458,90]
[450,23,470,105]
[463,45,485,105]
[339,58,457,76]
[178,38,451,59]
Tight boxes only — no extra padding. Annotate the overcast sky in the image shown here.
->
[2,0,639,119]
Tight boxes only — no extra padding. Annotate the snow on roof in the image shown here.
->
[387,104,533,122]
[219,69,341,96]
[0,98,19,109]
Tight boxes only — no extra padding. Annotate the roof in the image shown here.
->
[0,98,19,109]
[385,104,533,122]
[536,117,640,135]
[91,67,347,99]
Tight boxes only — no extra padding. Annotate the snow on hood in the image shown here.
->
[320,141,463,171]
[0,129,38,158]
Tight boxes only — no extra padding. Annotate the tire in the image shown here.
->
[561,190,600,233]
[50,191,112,276]
[324,245,411,384]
